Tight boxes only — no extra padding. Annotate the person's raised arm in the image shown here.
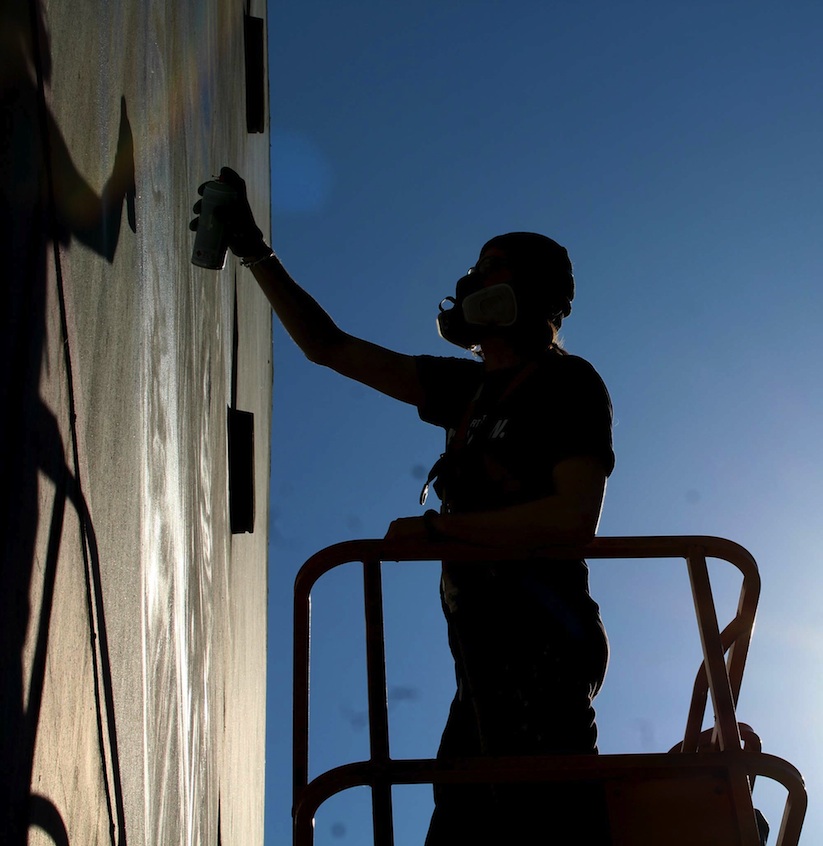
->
[191,168,424,407]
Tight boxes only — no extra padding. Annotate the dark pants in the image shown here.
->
[426,578,611,845]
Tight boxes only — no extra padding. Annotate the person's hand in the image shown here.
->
[384,516,429,542]
[189,166,268,259]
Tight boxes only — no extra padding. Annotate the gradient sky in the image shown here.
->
[263,2,822,843]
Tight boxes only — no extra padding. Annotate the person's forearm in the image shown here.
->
[249,252,344,364]
[432,496,599,549]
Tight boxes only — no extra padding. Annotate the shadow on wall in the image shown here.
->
[0,1,135,843]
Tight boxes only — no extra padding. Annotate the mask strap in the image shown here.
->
[419,361,539,506]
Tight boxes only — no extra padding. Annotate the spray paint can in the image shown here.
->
[191,179,237,269]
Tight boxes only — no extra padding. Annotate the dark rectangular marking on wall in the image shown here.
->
[244,16,266,133]
[228,407,255,533]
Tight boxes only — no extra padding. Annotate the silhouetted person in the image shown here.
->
[193,168,614,844]
[1,1,134,842]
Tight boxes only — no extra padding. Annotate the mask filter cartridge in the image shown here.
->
[461,283,518,326]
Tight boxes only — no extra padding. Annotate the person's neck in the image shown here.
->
[480,337,527,372]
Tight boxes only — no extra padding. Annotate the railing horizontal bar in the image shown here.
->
[294,751,805,818]
[294,536,759,601]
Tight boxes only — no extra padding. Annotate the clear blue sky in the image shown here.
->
[263,1,822,843]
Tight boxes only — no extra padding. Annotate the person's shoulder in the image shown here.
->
[540,352,612,404]
[542,352,606,383]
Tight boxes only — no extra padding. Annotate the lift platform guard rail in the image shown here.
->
[293,536,807,846]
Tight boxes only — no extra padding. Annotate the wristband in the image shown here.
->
[241,250,274,267]
[423,509,447,541]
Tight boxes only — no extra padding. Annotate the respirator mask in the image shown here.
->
[436,272,518,348]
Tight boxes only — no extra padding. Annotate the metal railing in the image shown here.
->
[293,536,806,845]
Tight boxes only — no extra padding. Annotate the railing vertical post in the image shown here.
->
[293,573,312,845]
[725,561,760,708]
[685,548,741,751]
[363,558,395,846]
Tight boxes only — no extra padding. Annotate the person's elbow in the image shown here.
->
[522,498,600,548]
[302,327,347,366]
[567,507,600,545]
[551,457,607,545]
[304,342,332,366]
[540,504,598,546]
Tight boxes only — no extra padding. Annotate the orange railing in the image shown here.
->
[293,536,806,846]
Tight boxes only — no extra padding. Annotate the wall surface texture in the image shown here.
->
[1,1,271,844]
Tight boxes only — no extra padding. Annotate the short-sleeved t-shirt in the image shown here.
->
[415,351,614,619]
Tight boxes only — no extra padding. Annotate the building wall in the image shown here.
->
[1,1,271,844]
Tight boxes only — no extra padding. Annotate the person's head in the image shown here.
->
[436,232,575,356]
